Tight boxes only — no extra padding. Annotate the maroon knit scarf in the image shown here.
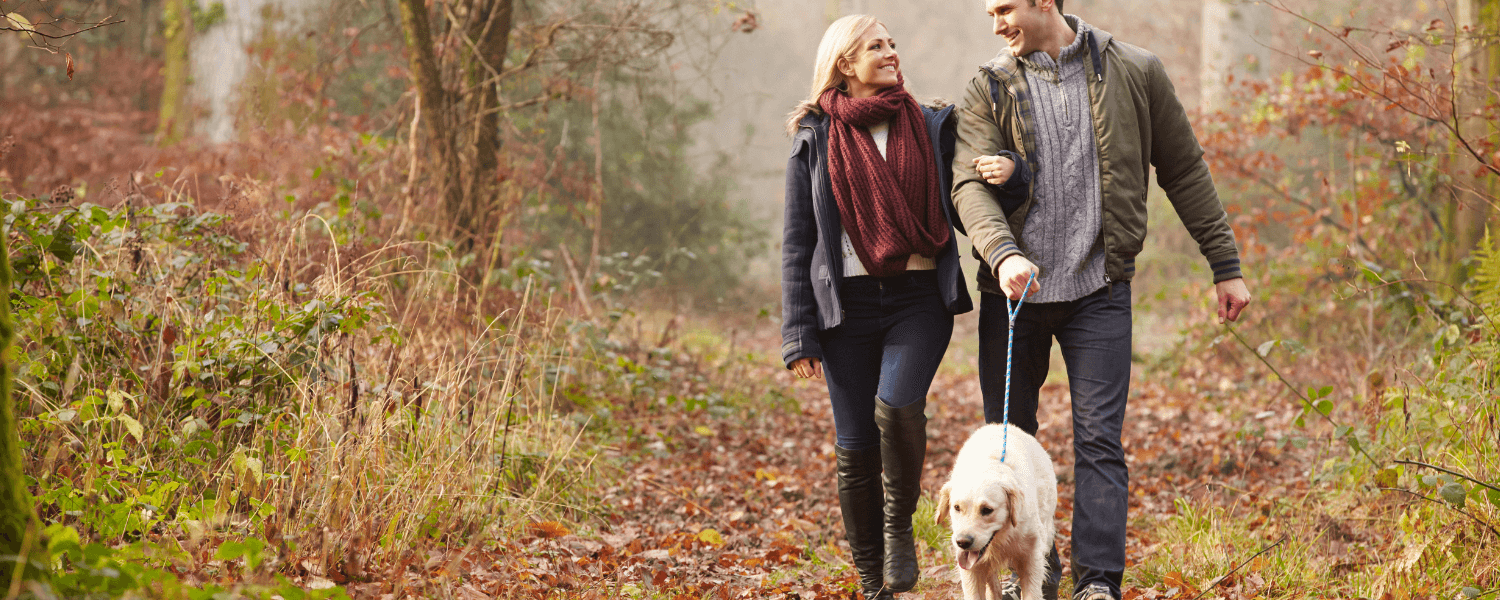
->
[820,83,951,277]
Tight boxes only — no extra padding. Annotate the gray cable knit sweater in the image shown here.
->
[1015,15,1106,303]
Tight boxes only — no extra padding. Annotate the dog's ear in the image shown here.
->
[935,484,950,526]
[1005,486,1019,529]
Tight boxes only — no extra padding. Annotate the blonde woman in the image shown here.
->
[780,15,984,599]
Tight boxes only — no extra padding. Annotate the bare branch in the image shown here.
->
[1395,460,1500,495]
[1,16,124,42]
[1264,0,1500,178]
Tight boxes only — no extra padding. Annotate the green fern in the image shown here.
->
[1468,227,1500,310]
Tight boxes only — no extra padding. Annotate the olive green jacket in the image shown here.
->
[951,20,1243,294]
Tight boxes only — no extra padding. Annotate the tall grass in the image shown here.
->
[11,175,738,586]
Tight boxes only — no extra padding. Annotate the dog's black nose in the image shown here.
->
[955,536,972,550]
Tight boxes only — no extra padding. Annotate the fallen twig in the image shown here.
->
[1394,459,1500,495]
[1224,323,1380,469]
[637,476,732,531]
[1379,487,1500,539]
[1187,536,1286,600]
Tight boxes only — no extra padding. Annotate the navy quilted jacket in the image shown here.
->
[780,103,984,368]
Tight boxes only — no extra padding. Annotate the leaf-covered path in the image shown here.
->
[425,319,1313,599]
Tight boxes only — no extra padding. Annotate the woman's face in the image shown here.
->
[840,24,900,98]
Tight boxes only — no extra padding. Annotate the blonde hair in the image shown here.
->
[784,14,882,136]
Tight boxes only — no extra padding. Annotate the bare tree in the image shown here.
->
[396,0,678,259]
[157,0,189,144]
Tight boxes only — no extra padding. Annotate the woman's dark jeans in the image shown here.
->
[819,270,954,451]
[978,282,1132,599]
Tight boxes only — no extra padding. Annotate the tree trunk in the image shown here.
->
[1445,0,1499,283]
[137,0,161,112]
[1199,0,1272,112]
[461,0,515,248]
[397,0,467,243]
[157,0,191,144]
[586,66,605,281]
[0,235,46,587]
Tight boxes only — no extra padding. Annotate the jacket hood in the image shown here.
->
[980,15,1113,80]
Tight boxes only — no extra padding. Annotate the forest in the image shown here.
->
[0,0,1496,598]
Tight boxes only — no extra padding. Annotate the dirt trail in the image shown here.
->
[449,317,1309,599]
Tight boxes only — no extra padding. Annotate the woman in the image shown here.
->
[780,15,972,599]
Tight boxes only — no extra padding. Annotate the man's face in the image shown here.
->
[986,0,1049,58]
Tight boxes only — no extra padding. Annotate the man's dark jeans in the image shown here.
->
[978,282,1131,598]
[819,270,954,451]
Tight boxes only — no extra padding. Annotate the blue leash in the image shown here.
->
[1000,272,1036,463]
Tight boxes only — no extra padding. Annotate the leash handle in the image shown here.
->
[1000,271,1036,463]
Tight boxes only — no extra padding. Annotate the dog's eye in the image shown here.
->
[979,506,994,516]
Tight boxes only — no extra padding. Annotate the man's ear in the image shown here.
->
[935,484,951,526]
[1004,487,1020,529]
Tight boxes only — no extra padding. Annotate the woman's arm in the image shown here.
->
[780,136,826,370]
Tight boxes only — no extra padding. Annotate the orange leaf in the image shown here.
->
[527,521,570,539]
[66,52,74,80]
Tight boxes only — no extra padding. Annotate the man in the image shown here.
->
[950,0,1253,599]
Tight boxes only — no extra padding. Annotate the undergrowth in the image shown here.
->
[1133,236,1500,599]
[6,177,772,597]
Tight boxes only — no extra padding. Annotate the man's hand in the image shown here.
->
[1215,277,1251,324]
[791,357,823,379]
[973,154,1016,186]
[996,255,1041,300]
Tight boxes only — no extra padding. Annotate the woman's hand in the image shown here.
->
[791,357,823,379]
[973,154,1016,186]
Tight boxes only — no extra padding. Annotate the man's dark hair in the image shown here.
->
[1028,0,1065,11]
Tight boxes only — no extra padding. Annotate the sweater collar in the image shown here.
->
[982,15,1113,82]
[1018,15,1090,72]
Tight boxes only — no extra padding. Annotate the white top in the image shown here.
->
[840,121,937,277]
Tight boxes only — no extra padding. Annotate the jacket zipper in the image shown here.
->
[1081,35,1114,285]
[801,123,843,322]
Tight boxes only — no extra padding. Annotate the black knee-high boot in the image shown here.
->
[836,445,892,600]
[874,397,926,593]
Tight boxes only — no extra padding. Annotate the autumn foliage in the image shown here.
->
[0,0,1497,598]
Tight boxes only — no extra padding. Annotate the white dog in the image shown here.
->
[935,423,1058,600]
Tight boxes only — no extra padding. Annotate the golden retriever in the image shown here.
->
[935,423,1057,600]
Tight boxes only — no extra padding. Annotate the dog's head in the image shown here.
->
[935,472,1021,571]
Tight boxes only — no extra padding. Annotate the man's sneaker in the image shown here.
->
[1072,583,1116,600]
[1000,578,1060,600]
[999,579,1022,600]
